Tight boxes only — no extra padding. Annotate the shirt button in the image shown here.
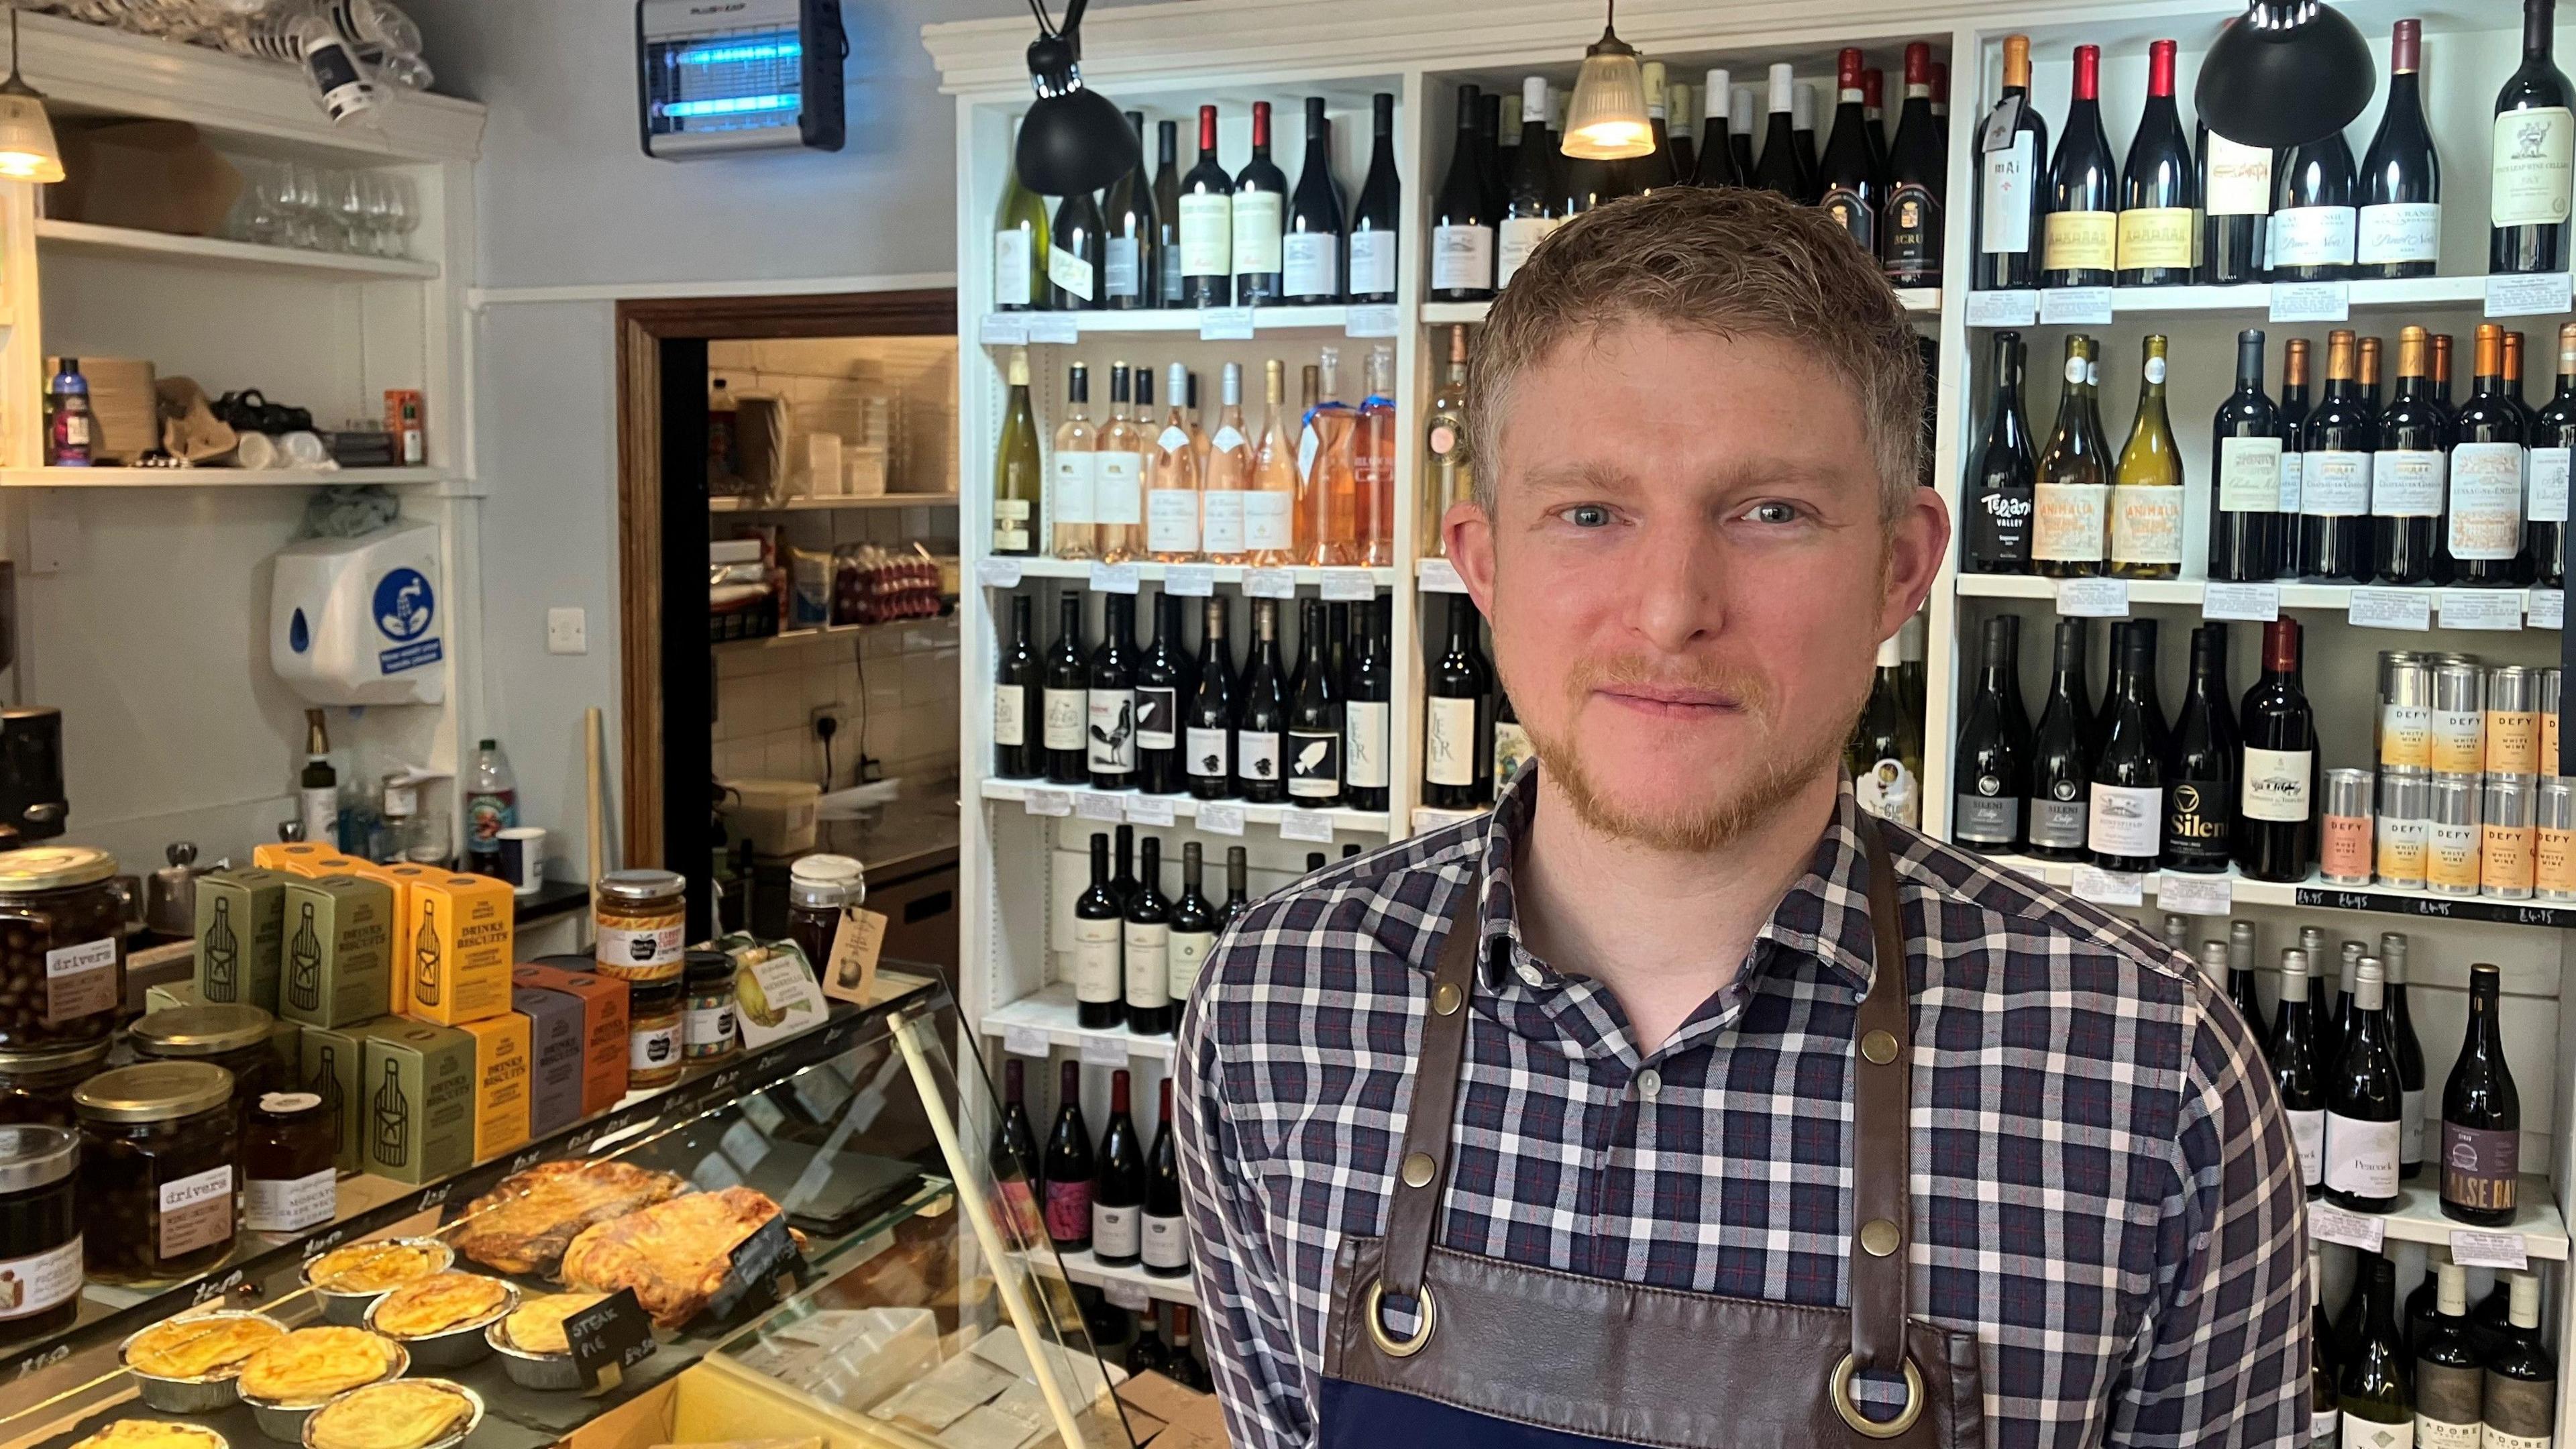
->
[1517,963,1545,988]
[1636,1069,1662,1101]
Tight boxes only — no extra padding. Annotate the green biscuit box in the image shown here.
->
[195,868,289,1010]
[278,875,394,1027]
[358,1019,476,1184]
[299,1018,382,1173]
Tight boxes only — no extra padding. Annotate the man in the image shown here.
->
[1175,186,2306,1448]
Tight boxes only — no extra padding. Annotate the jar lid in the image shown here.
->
[629,975,686,1007]
[0,1037,111,1073]
[254,1091,325,1122]
[0,845,116,891]
[74,1061,233,1124]
[132,1004,276,1057]
[684,949,735,986]
[596,869,686,905]
[790,854,863,886]
[0,1124,76,1194]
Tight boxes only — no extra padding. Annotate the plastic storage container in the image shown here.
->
[720,779,820,856]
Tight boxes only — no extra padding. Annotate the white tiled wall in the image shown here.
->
[709,336,957,497]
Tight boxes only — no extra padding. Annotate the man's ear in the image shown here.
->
[1447,498,1496,616]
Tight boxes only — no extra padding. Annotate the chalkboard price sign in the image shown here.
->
[708,1215,805,1321]
[565,1287,657,1394]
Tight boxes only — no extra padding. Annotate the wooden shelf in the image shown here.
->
[711,493,959,513]
[36,218,441,280]
[0,466,449,488]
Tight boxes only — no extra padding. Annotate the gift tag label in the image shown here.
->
[1022,789,1073,817]
[1081,1034,1129,1067]
[2531,590,2565,630]
[1026,313,1080,344]
[1419,558,1464,593]
[1165,565,1216,598]
[567,1287,658,1395]
[1199,306,1256,340]
[1197,803,1246,836]
[2449,1229,2529,1271]
[1344,304,1400,337]
[1002,1024,1049,1059]
[1125,795,1177,826]
[2071,864,2145,906]
[2488,271,2575,318]
[1075,792,1125,822]
[1965,290,2040,328]
[2439,589,2526,631]
[2269,280,2350,322]
[1281,808,1337,843]
[1322,570,1377,602]
[2057,578,2131,618]
[820,906,889,1005]
[1088,561,1141,595]
[974,557,1026,590]
[2039,286,2114,325]
[977,313,1030,345]
[1244,568,1297,599]
[735,951,829,1049]
[2349,587,2434,631]
[2157,872,2233,916]
[2202,582,2280,622]
[2309,1202,2385,1253]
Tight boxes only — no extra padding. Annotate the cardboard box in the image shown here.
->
[145,980,201,1014]
[457,1013,533,1162]
[1119,1371,1228,1448]
[515,964,630,1115]
[513,983,586,1138]
[193,867,288,1010]
[278,875,394,1027]
[52,119,244,237]
[253,842,333,876]
[299,1018,381,1173]
[404,873,515,1025]
[381,865,440,1012]
[358,1018,476,1183]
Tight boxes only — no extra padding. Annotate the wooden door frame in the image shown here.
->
[612,288,955,871]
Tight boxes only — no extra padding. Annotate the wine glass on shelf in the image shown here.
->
[330,170,369,252]
[383,172,419,259]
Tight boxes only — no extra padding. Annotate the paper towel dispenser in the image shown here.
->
[270,521,445,706]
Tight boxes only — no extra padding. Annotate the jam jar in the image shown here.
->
[131,1004,279,1138]
[682,950,737,1062]
[594,869,686,981]
[626,976,685,1088]
[241,1091,335,1236]
[0,1124,80,1344]
[74,1061,238,1285]
[786,855,864,977]
[0,848,128,1049]
[0,1038,110,1128]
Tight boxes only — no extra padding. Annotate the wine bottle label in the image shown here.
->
[994,229,1032,303]
[1170,928,1215,1004]
[2485,1377,2555,1446]
[2492,107,2575,226]
[1053,450,1097,525]
[1346,700,1391,788]
[2381,702,2433,770]
[1968,476,2033,566]
[994,686,1028,749]
[2204,133,2273,216]
[1282,231,1337,297]
[2430,820,2481,890]
[1088,688,1137,771]
[2483,1427,2549,1449]
[2301,451,2370,517]
[2528,446,2572,523]
[1978,133,2034,254]
[1494,720,1534,790]
[2164,782,2231,861]
[1187,726,1230,781]
[2270,205,2357,266]
[1142,1211,1190,1269]
[1044,1179,1093,1244]
[1232,191,1283,274]
[2326,1111,2400,1197]
[1856,757,1919,828]
[2241,747,2313,822]
[1497,215,1561,287]
[1243,490,1294,550]
[1092,1201,1141,1258]
[1105,237,1141,299]
[2379,813,2430,883]
[1148,488,1202,553]
[2488,821,2538,892]
[0,1235,78,1320]
[1425,696,1479,786]
[1136,686,1178,751]
[1236,729,1282,786]
[1953,792,2020,845]
[1348,231,1396,296]
[2312,1410,2339,1446]
[2279,451,2303,513]
[1201,490,1246,555]
[2357,202,2441,264]
[2418,1369,2485,1448]
[1095,451,1144,524]
[2323,812,2374,881]
[2109,485,2184,565]
[2539,822,2576,894]
[2031,482,2107,562]
[992,498,1030,553]
[1431,224,1495,291]
[1288,729,1341,798]
[2432,712,2483,770]
[1124,921,1171,1009]
[2028,794,2088,850]
[2343,1420,2412,1449]
[2287,1107,2324,1187]
[2401,1085,2426,1167]
[2218,437,2286,513]
[1883,188,1940,276]
[1179,192,1233,278]
[1044,689,1087,751]
[2086,782,2161,858]
[1047,245,1095,301]
[1072,916,1121,1004]
[1822,186,1878,253]
[2041,210,2115,272]
[2371,449,2447,517]
[2114,207,2194,270]
[2448,443,2528,559]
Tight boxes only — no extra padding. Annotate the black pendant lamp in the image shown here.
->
[2195,1,2375,149]
[1016,0,1136,195]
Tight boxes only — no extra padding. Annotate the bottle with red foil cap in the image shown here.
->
[2239,617,2318,882]
[2043,43,2117,288]
[1884,40,1944,287]
[1232,100,1287,304]
[1177,103,1234,307]
[1859,66,1890,183]
[2117,39,2198,288]
[2357,19,2441,280]
[1817,47,1880,254]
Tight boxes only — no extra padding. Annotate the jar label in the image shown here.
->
[629,1022,681,1072]
[43,937,116,1026]
[246,1167,337,1233]
[597,920,685,973]
[0,1235,80,1318]
[160,1165,235,1259]
[684,1002,737,1056]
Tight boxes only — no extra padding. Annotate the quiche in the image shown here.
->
[368,1273,513,1339]
[308,1240,447,1295]
[304,1380,476,1449]
[451,1159,688,1277]
[558,1187,800,1327]
[237,1328,400,1405]
[72,1422,227,1449]
[124,1313,285,1380]
[498,1293,606,1356]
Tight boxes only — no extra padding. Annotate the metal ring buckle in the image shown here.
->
[1362,1280,1436,1359]
[1829,1352,1925,1440]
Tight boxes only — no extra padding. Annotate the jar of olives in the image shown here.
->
[130,1004,279,1137]
[0,849,128,1049]
[0,1124,80,1344]
[0,1039,109,1128]
[73,1062,237,1285]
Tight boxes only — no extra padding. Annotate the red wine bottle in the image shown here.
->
[1234,597,1287,802]
[2042,44,2116,289]
[2532,321,2575,588]
[2023,619,2093,861]
[992,1058,1046,1241]
[1042,1059,1095,1249]
[1974,35,2048,290]
[1881,42,1942,288]
[1073,833,1125,1030]
[2226,922,2269,1060]
[1287,597,1343,806]
[2357,19,2442,281]
[1178,105,1234,307]
[1692,67,1741,187]
[2085,619,2165,874]
[1752,64,1806,203]
[2452,323,2534,587]
[1087,592,1138,790]
[1232,101,1287,305]
[2209,330,2285,582]
[1091,1068,1146,1265]
[1430,85,1495,301]
[2441,962,2522,1224]
[995,593,1042,780]
[1282,96,1344,306]
[1347,93,1400,305]
[1123,837,1176,1036]
[2236,619,2316,881]
[1964,331,2035,572]
[1342,597,1391,812]
[2373,327,2449,586]
[1141,1077,1190,1277]
[2272,121,2358,284]
[1817,48,1880,256]
[2114,39,2195,288]
[2299,331,2376,582]
[2491,0,2574,275]
[1103,111,1155,309]
[1135,592,1187,794]
[1043,592,1089,786]
[2159,625,2237,873]
[1949,615,2029,852]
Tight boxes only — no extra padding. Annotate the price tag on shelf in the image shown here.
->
[2269,280,2350,323]
[2202,582,2279,622]
[1025,313,1080,345]
[2003,859,2049,883]
[2056,578,2131,618]
[976,312,1030,346]
[1322,570,1377,601]
[2310,1202,2386,1254]
[2157,871,2233,916]
[1244,568,1298,599]
[1344,304,1400,338]
[1199,305,1256,341]
[1022,790,1074,818]
[1103,1278,1152,1311]
[1081,1035,1130,1067]
[1165,564,1216,597]
[2487,271,2574,319]
[2348,587,2434,631]
[2039,286,2113,326]
[1197,803,1246,836]
[973,557,1026,590]
[1280,809,1337,843]
[1088,561,1142,594]
[1125,795,1177,827]
[1002,1025,1050,1059]
[1075,791,1126,823]
[1964,289,2039,329]
[2449,1229,2530,1272]
[2532,590,2565,630]
[1418,557,1463,593]
[2070,864,2145,906]
[2438,589,2526,631]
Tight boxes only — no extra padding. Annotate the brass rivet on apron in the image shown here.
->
[1433,982,1462,1016]
[1860,1218,1901,1257]
[1862,1029,1898,1065]
[1402,1152,1436,1188]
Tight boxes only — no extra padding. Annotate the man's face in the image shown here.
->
[1446,321,1946,851]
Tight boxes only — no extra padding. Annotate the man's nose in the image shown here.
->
[1625,519,1723,652]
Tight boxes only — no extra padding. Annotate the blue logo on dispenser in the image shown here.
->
[373,568,443,675]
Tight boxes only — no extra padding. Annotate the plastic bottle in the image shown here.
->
[465,739,517,875]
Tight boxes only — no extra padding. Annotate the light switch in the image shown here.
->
[547,607,586,655]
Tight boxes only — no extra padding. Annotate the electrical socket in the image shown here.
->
[810,705,841,737]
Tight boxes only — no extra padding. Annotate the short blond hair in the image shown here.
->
[1467,186,1925,517]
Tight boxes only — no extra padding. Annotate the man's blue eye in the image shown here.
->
[1748,502,1798,524]
[1569,505,1610,527]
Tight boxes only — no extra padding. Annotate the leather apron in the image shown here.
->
[1318,820,1985,1448]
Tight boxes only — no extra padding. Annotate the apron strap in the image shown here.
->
[1378,865,1484,1301]
[1848,816,1913,1373]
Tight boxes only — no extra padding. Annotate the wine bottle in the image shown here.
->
[1152,120,1185,308]
[2087,618,2165,873]
[1091,1069,1145,1265]
[2454,323,2534,587]
[994,1058,1046,1241]
[2115,39,2196,288]
[1177,106,1234,308]
[1281,97,1344,306]
[2199,120,2273,286]
[1882,42,1942,288]
[1498,77,1560,290]
[1347,94,1400,305]
[2415,1260,2483,1447]
[1342,598,1391,812]
[1431,85,1495,302]
[2310,1254,2341,1443]
[1201,363,1250,565]
[1127,1308,1169,1377]
[1818,48,1881,255]
[1285,597,1342,806]
[994,348,1040,557]
[2357,20,2443,280]
[1049,177,1105,311]
[2277,339,2314,578]
[1792,80,1821,199]
[1169,841,1218,1007]
[1122,839,1176,1037]
[1140,1077,1189,1277]
[1220,845,1250,930]
[1044,593,1089,786]
[1110,822,1140,912]
[1097,363,1146,564]
[2272,947,2325,1195]
[2484,1273,2557,1446]
[1492,687,1532,798]
[2110,334,2184,578]
[996,594,1042,780]
[1753,64,1807,203]
[2377,932,2428,1181]
[2210,329,2285,581]
[2374,326,2451,586]
[993,115,1049,311]
[1130,593,1187,796]
[1849,631,1921,828]
[2025,619,2094,862]
[1860,68,1887,187]
[2339,1250,2412,1442]
[1666,78,1697,184]
[2234,618,2316,881]
[1086,593,1138,791]
[1231,101,1287,305]
[1632,62,1679,194]
[1042,1060,1096,1248]
[1965,331,2036,572]
[1244,359,1299,567]
[2273,121,2359,283]
[1072,829,1123,1031]
[2226,921,2269,1059]
[2042,44,2116,289]
[1477,91,1508,212]
[1356,345,1396,568]
[1103,111,1155,309]
[1166,1306,1210,1392]
[1424,592,1494,810]
[1729,85,1757,185]
[2363,333,2387,412]
[2033,334,2110,577]
[1049,364,1097,560]
[1146,363,1202,566]
[2326,959,2403,1212]
[2435,331,2460,420]
[2532,321,2576,589]
[1184,597,1236,800]
[1693,68,1741,186]
[2161,625,2237,873]
[2491,0,2574,275]
[1951,616,2029,853]
[2441,961,2522,1224]
[2332,943,2362,1077]
[1974,35,2049,291]
[1235,596,1287,803]
[2301,329,2377,582]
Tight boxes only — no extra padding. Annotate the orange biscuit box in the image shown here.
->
[404,873,515,1025]
[254,842,332,875]
[456,1012,532,1161]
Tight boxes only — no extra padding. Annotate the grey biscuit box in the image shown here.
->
[358,1018,476,1185]
[195,867,289,1010]
[511,983,586,1138]
[300,1019,379,1173]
